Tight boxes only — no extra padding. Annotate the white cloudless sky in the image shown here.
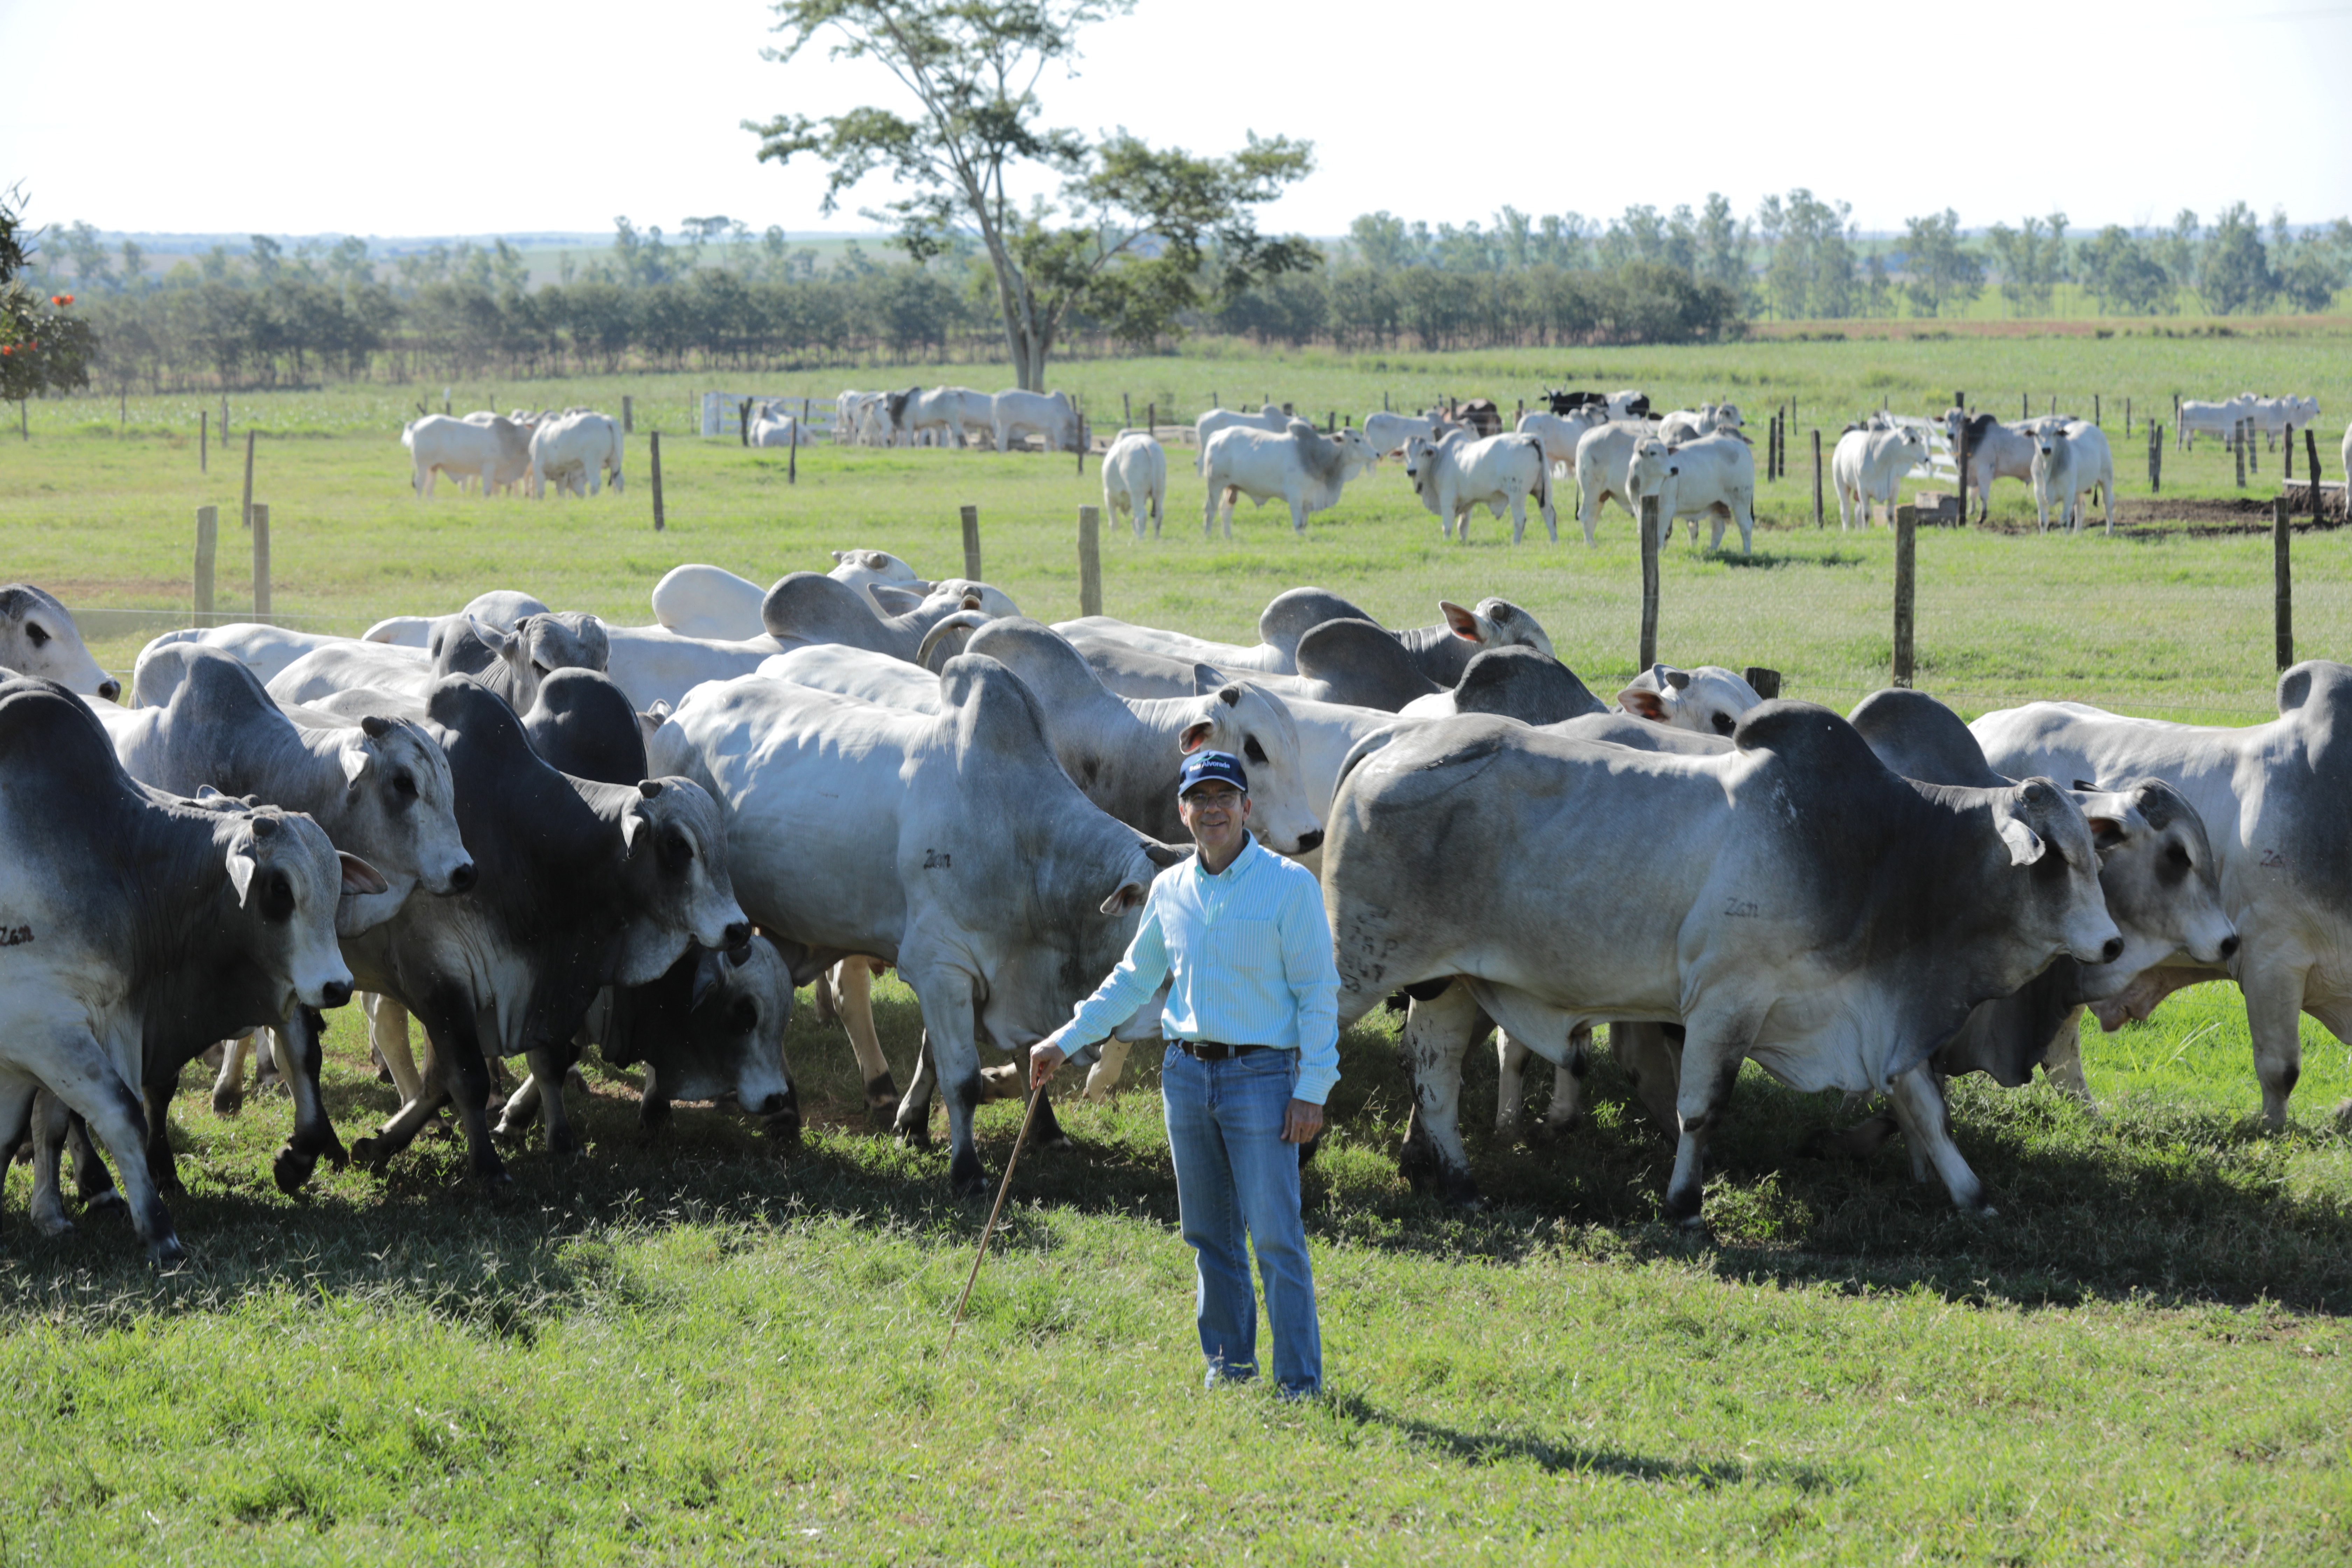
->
[5,0,2349,243]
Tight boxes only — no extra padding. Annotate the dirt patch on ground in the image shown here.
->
[1958,493,2347,536]
[1748,313,2352,342]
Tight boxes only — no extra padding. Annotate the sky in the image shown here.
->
[5,0,2350,245]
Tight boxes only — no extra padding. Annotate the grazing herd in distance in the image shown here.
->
[394,380,2346,549]
[5,540,2352,1263]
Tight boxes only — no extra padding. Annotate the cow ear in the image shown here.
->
[1178,719,1214,754]
[1141,839,1192,870]
[469,615,509,654]
[2085,816,2127,853]
[1997,813,2047,867]
[1440,601,1484,643]
[1616,686,1670,722]
[339,853,391,897]
[1099,880,1151,915]
[226,841,259,906]
[341,741,372,786]
[359,714,393,739]
[620,806,648,857]
[1662,667,1693,691]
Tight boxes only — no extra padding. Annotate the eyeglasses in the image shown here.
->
[1184,789,1244,808]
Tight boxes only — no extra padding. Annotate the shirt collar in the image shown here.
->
[1191,830,1259,884]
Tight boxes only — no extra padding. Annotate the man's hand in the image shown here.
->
[1281,1099,1323,1144]
[1028,1038,1068,1091]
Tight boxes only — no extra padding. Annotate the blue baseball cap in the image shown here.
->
[1178,749,1249,799]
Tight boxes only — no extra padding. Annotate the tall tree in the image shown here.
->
[2200,202,2271,315]
[745,0,1314,387]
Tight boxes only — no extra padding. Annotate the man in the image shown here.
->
[1030,748,1339,1398]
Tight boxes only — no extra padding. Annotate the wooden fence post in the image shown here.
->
[240,430,256,528]
[1122,393,1131,428]
[2274,496,2294,671]
[220,393,229,448]
[649,433,665,531]
[788,401,798,484]
[2285,425,2296,486]
[1892,504,1918,687]
[961,505,982,581]
[2309,429,2325,525]
[2094,393,2101,427]
[622,394,633,433]
[1811,429,1824,526]
[2235,420,2246,488]
[251,503,271,622]
[1743,667,1782,700]
[1147,401,1155,437]
[193,506,218,623]
[1955,418,1973,525]
[739,398,752,447]
[2249,416,2259,475]
[2126,397,2132,435]
[1077,505,1102,618]
[2150,425,2163,493]
[200,410,208,473]
[2022,391,2029,420]
[1075,415,1086,475]
[1638,496,1661,670]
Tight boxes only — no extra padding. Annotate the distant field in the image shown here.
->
[3,339,2350,1560]
[9,333,2351,722]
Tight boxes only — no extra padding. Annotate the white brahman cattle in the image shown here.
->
[1652,431,1759,553]
[1102,430,1168,539]
[404,414,534,499]
[992,389,1078,453]
[1401,430,1557,544]
[529,411,623,498]
[1831,425,1930,530]
[2029,423,2080,532]
[1191,404,1289,471]
[1200,420,1380,537]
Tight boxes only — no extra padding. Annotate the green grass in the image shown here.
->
[4,339,2352,1560]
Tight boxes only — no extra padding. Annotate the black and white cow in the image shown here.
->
[0,677,377,1262]
[1321,704,2122,1222]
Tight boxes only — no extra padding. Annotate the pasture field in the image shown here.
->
[3,337,2352,1561]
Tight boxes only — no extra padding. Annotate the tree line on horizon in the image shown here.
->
[13,181,2352,398]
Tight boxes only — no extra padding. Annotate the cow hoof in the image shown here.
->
[893,1119,932,1150]
[272,1147,319,1195]
[211,1087,244,1116]
[31,1214,74,1240]
[491,1120,528,1147]
[951,1170,989,1199]
[863,1073,900,1111]
[82,1190,126,1215]
[350,1136,391,1169]
[1037,1132,1074,1153]
[148,1236,188,1269]
[155,1171,186,1198]
[764,1111,804,1149]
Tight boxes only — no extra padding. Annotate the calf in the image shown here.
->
[1832,425,1930,530]
[2029,423,2079,532]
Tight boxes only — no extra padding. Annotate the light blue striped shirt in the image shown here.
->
[1060,832,1341,1105]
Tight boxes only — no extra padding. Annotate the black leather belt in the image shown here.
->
[1177,1040,1264,1061]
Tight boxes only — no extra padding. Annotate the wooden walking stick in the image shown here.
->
[948,1075,1050,1343]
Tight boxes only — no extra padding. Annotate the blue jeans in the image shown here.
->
[1161,1044,1322,1396]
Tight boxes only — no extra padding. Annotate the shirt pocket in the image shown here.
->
[1206,917,1280,979]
